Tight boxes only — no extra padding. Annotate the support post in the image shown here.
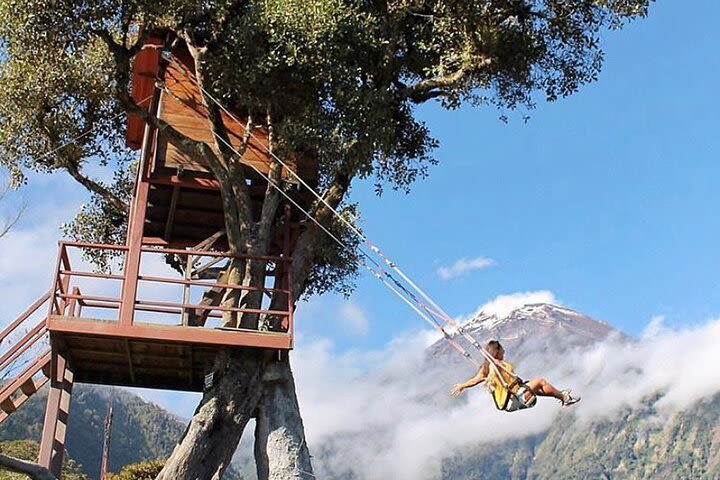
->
[38,349,75,479]
[118,83,161,327]
[118,179,148,326]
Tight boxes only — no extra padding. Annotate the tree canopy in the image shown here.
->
[0,1,650,276]
[0,2,652,478]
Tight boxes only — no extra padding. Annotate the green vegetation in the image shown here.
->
[0,0,654,476]
[107,460,165,480]
[0,386,185,479]
[0,440,86,480]
[438,393,720,479]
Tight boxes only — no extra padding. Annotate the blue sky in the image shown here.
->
[1,0,719,416]
[299,0,720,346]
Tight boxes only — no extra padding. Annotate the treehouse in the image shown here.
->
[0,33,317,477]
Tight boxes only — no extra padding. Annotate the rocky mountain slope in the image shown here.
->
[427,303,621,365]
[4,304,716,479]
[430,303,720,479]
[0,385,186,479]
[0,385,242,479]
[441,391,720,480]
[310,303,720,479]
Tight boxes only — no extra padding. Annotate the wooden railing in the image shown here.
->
[0,292,51,396]
[49,241,293,336]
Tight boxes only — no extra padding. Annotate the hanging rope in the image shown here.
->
[161,58,507,372]
[156,80,481,367]
[160,58,515,374]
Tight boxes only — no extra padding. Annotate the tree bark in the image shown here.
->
[94,28,352,480]
[0,454,57,480]
[156,349,265,480]
[255,358,314,480]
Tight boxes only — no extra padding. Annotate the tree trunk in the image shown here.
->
[156,349,264,480]
[255,357,314,480]
[221,259,244,327]
[0,454,57,480]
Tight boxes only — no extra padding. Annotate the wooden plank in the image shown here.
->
[49,317,293,350]
[73,371,202,392]
[127,36,163,149]
[63,336,125,353]
[144,222,223,242]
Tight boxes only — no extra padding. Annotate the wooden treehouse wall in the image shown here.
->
[126,34,316,253]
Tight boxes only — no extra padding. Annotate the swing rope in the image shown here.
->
[159,57,518,378]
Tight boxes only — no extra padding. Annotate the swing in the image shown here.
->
[486,360,537,412]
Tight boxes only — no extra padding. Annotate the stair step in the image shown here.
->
[0,351,51,421]
[0,397,17,414]
[20,378,38,396]
[0,375,48,424]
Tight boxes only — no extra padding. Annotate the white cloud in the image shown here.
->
[339,302,370,336]
[473,290,558,318]
[291,314,720,480]
[295,295,376,339]
[436,256,495,280]
[0,217,70,320]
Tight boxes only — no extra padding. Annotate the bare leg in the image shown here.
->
[525,377,564,401]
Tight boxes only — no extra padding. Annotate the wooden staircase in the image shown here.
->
[0,292,52,423]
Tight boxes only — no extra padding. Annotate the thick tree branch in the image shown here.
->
[60,158,128,213]
[257,107,283,250]
[183,38,258,249]
[402,68,468,103]
[399,55,493,103]
[0,453,57,480]
[290,167,353,301]
[95,29,219,166]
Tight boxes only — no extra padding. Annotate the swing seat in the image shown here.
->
[488,363,537,413]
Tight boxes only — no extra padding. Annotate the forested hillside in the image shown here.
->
[0,385,184,479]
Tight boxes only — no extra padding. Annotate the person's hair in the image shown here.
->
[481,340,504,388]
[485,340,504,359]
[481,340,504,373]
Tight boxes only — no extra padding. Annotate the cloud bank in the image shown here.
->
[292,314,720,480]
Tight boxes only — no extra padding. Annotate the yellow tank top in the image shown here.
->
[485,360,518,410]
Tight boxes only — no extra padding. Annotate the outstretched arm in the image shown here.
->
[450,364,488,397]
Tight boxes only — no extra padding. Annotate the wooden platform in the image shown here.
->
[48,316,291,391]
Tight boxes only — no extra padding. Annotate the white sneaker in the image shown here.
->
[561,389,581,407]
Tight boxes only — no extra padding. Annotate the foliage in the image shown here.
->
[301,203,361,299]
[60,165,135,271]
[437,393,720,480]
[0,0,651,294]
[0,440,86,480]
[0,385,186,480]
[106,459,165,480]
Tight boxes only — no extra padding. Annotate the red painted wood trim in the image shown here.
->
[48,317,292,350]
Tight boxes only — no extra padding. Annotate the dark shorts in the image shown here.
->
[504,385,537,412]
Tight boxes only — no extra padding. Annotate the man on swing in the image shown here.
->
[450,340,581,412]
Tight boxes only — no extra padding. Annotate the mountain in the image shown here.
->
[427,303,621,365]
[429,303,720,480]
[441,391,720,480]
[307,302,720,479]
[0,384,243,480]
[0,385,186,479]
